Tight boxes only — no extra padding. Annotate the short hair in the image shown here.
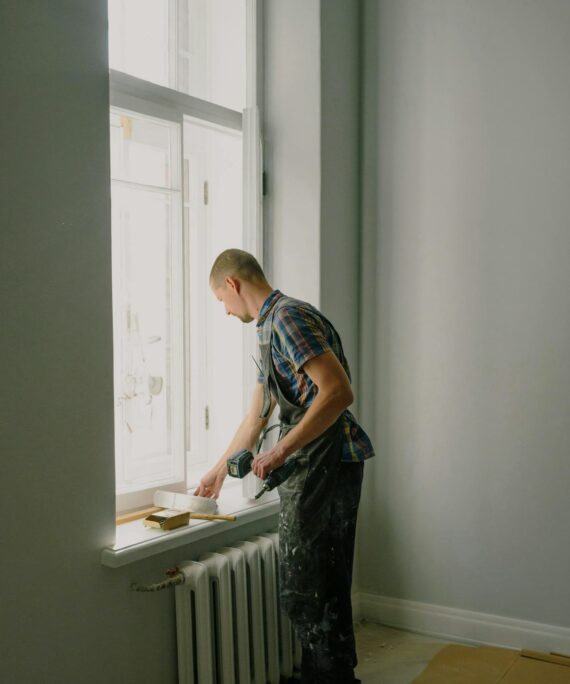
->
[209,249,267,288]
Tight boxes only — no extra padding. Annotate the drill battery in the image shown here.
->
[227,449,254,478]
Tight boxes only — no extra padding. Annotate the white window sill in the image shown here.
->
[101,482,280,568]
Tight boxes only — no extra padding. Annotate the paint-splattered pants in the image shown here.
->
[278,421,364,683]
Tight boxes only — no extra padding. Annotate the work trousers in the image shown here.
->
[278,424,364,684]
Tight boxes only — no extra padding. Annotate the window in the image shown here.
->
[108,0,263,512]
[108,0,246,109]
[111,111,184,497]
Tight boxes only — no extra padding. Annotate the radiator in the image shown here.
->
[175,532,301,684]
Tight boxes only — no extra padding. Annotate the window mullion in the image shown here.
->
[171,111,185,487]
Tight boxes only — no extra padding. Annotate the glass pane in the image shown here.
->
[112,184,181,489]
[184,119,243,462]
[108,0,170,88]
[110,111,175,189]
[178,0,246,110]
[108,0,246,111]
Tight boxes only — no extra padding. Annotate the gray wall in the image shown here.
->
[263,0,322,304]
[9,0,566,680]
[320,0,362,404]
[0,3,276,683]
[359,0,570,627]
[263,0,362,389]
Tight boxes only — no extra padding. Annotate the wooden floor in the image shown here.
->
[354,622,457,684]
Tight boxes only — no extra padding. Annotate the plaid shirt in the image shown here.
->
[256,290,374,462]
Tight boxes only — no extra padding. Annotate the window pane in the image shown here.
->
[112,184,183,491]
[108,0,246,111]
[108,0,170,88]
[178,0,246,110]
[110,111,175,189]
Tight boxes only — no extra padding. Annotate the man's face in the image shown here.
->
[212,280,253,323]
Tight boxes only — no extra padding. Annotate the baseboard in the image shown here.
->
[351,592,361,624]
[354,592,570,655]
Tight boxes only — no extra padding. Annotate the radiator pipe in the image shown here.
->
[131,572,185,592]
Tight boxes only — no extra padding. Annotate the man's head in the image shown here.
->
[209,249,271,323]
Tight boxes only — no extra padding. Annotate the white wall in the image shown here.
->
[359,0,570,628]
[0,3,276,683]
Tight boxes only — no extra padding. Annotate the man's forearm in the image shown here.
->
[211,413,269,473]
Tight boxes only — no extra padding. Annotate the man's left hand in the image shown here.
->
[252,445,286,480]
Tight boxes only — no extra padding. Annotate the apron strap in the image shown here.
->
[255,422,281,454]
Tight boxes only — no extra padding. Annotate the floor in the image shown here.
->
[354,622,460,684]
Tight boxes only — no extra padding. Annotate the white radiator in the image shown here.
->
[175,532,301,684]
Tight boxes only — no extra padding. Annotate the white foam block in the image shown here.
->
[153,490,218,515]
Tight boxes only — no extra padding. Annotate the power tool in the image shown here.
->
[227,448,297,498]
[253,457,298,499]
[227,449,255,478]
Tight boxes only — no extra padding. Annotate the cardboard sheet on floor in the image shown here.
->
[412,644,570,683]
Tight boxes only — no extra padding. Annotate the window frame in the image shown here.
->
[110,0,263,514]
[110,109,185,499]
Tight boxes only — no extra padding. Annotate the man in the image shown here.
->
[196,249,374,684]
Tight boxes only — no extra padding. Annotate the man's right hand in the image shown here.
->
[194,465,227,499]
[194,384,274,499]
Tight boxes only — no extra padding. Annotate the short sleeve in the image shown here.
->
[272,304,332,372]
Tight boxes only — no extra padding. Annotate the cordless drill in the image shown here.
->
[227,449,297,498]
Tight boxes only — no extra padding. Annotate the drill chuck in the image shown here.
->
[254,458,298,499]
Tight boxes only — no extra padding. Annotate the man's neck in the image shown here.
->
[249,284,275,320]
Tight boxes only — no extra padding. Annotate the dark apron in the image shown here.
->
[259,298,363,681]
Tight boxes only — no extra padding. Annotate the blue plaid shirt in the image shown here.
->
[256,290,374,462]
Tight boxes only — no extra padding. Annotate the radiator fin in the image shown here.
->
[175,532,299,684]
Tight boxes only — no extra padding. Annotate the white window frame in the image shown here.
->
[110,108,185,503]
[110,0,263,514]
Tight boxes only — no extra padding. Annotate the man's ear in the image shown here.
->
[225,275,241,293]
